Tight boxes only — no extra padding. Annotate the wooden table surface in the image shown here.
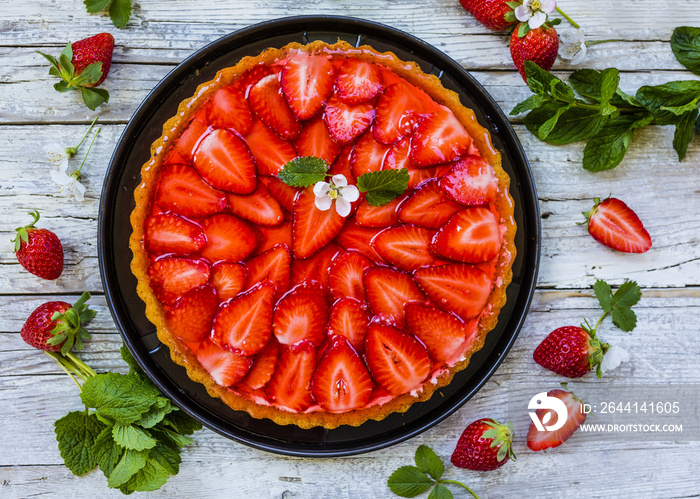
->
[2,1,700,497]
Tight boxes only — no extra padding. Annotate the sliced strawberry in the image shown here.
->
[199,214,259,263]
[244,119,297,176]
[371,225,444,272]
[328,145,356,183]
[264,340,316,411]
[364,323,431,395]
[272,281,329,347]
[374,82,424,144]
[144,213,206,256]
[256,220,293,255]
[527,388,587,451]
[335,59,384,105]
[585,197,652,253]
[281,52,335,120]
[237,337,279,391]
[324,96,375,145]
[383,136,411,171]
[232,64,273,95]
[398,178,462,229]
[311,336,374,411]
[404,302,475,364]
[439,155,498,206]
[164,285,218,344]
[292,186,346,259]
[148,257,211,305]
[175,114,209,161]
[335,219,386,263]
[432,208,502,263]
[290,243,341,288]
[327,297,369,352]
[355,194,405,228]
[407,164,452,189]
[193,129,257,194]
[351,131,390,178]
[295,117,341,165]
[328,251,373,301]
[155,164,227,218]
[414,264,493,320]
[212,281,275,356]
[210,262,247,302]
[226,183,285,227]
[410,108,472,168]
[259,175,300,213]
[208,85,252,135]
[163,147,188,166]
[249,73,301,140]
[244,244,291,298]
[196,338,252,387]
[364,267,426,326]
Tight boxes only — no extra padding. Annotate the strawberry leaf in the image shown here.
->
[54,80,71,93]
[110,0,132,29]
[428,484,453,499]
[612,307,637,332]
[72,62,103,87]
[278,156,329,187]
[612,280,642,308]
[84,0,111,13]
[593,279,613,313]
[414,445,444,480]
[387,466,433,497]
[357,168,409,206]
[81,87,110,111]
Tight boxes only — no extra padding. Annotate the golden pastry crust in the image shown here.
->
[130,40,516,429]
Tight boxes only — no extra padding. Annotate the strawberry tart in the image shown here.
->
[130,40,516,429]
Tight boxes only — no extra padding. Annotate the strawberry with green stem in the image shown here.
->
[12,210,64,280]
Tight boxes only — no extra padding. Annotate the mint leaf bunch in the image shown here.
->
[84,0,132,29]
[388,445,480,499]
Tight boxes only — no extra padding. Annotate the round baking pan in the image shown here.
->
[98,15,540,457]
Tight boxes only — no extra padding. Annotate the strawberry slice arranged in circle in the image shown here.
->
[244,119,298,176]
[414,264,493,320]
[249,73,301,140]
[165,285,218,344]
[324,95,375,145]
[364,267,426,326]
[329,145,356,183]
[398,178,463,229]
[371,225,445,272]
[527,387,587,451]
[355,194,405,228]
[208,85,253,136]
[336,219,386,263]
[374,82,424,145]
[295,117,341,165]
[196,338,253,387]
[148,257,211,305]
[256,221,293,255]
[175,112,209,161]
[144,213,206,256]
[439,155,498,206]
[311,336,374,411]
[193,128,257,194]
[335,59,384,105]
[210,262,247,302]
[327,297,369,353]
[281,52,335,120]
[155,164,227,218]
[244,244,291,298]
[212,281,275,356]
[199,214,259,263]
[405,302,476,364]
[273,281,330,347]
[432,208,502,263]
[265,340,317,412]
[410,108,472,168]
[328,250,373,301]
[259,175,300,214]
[226,183,285,227]
[290,243,342,288]
[237,336,280,391]
[351,131,390,178]
[364,323,431,395]
[292,186,346,259]
[407,164,452,189]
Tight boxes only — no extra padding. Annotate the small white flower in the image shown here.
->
[515,0,557,30]
[51,170,86,202]
[559,29,587,65]
[600,345,630,374]
[44,143,72,171]
[313,174,360,217]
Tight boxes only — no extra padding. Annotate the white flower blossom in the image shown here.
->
[313,174,360,217]
[44,143,72,171]
[600,345,630,374]
[559,29,587,65]
[515,0,557,30]
[51,168,86,202]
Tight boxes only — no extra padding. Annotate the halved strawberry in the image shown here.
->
[256,220,293,255]
[164,285,218,344]
[199,214,259,263]
[527,387,587,451]
[311,336,374,411]
[210,262,247,302]
[232,64,273,95]
[414,264,493,320]
[244,119,297,176]
[265,340,316,412]
[324,96,375,145]
[236,336,279,391]
[439,155,498,206]
[327,297,369,352]
[404,302,475,364]
[335,59,384,105]
[196,338,253,387]
[407,164,452,189]
[208,85,252,135]
[374,82,424,145]
[432,208,502,263]
[144,213,206,256]
[155,164,227,218]
[584,197,652,253]
[364,323,431,395]
[371,225,444,272]
[295,117,341,165]
[410,108,472,168]
[259,175,300,213]
[383,136,411,171]
[226,183,285,227]
[175,114,209,161]
[364,267,426,326]
[335,219,386,263]
[212,281,275,356]
[193,129,257,194]
[351,131,390,178]
[249,73,301,140]
[328,251,373,301]
[290,243,341,288]
[273,281,329,347]
[244,244,291,297]
[281,52,335,120]
[328,145,356,183]
[355,194,405,228]
[148,257,211,305]
[398,178,462,229]
[292,186,346,259]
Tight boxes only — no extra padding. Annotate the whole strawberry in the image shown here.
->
[583,197,652,253]
[71,33,115,87]
[21,292,95,354]
[459,0,516,31]
[510,23,559,81]
[534,326,607,378]
[451,418,516,471]
[12,210,64,280]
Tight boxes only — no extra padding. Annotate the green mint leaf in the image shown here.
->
[80,87,109,111]
[696,112,700,133]
[524,60,559,95]
[139,398,173,429]
[160,409,202,435]
[107,448,149,488]
[660,99,700,116]
[550,78,575,104]
[156,427,194,448]
[612,88,643,109]
[673,108,699,160]
[612,281,642,308]
[278,156,329,187]
[524,103,608,145]
[109,0,132,29]
[94,426,123,479]
[149,439,181,475]
[569,69,604,102]
[113,424,158,451]
[72,62,103,87]
[636,81,700,125]
[387,466,433,498]
[414,445,444,481]
[599,68,621,107]
[54,411,104,476]
[84,0,111,13]
[612,307,637,332]
[582,113,653,172]
[120,344,145,376]
[593,279,613,313]
[537,104,569,139]
[357,168,409,206]
[428,484,454,499]
[81,372,161,425]
[119,459,170,494]
[671,26,700,75]
[511,94,545,115]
